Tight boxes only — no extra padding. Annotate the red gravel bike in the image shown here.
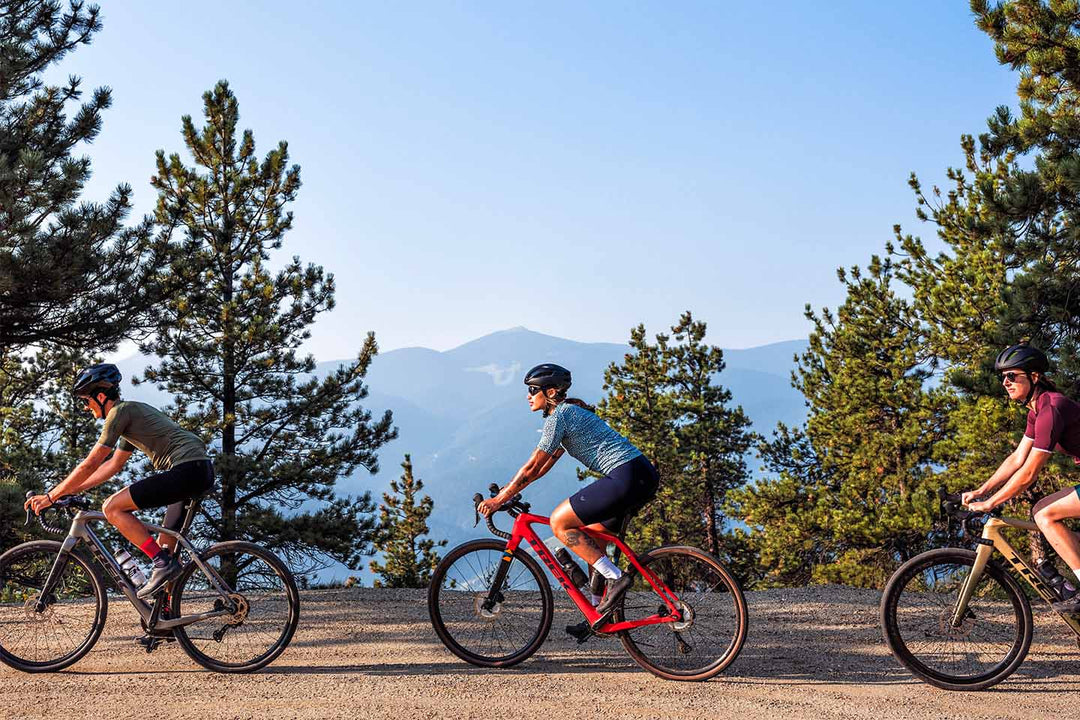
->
[427,485,748,681]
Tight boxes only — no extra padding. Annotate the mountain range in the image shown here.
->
[116,327,809,579]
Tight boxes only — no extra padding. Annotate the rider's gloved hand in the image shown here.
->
[24,494,53,516]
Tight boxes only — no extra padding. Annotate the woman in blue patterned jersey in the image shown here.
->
[478,363,659,628]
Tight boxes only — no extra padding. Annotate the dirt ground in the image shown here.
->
[1,585,1078,720]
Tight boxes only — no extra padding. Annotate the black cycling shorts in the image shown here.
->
[568,454,659,531]
[129,459,215,531]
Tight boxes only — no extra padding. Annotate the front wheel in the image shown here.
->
[170,541,300,673]
[428,538,553,667]
[0,540,108,672]
[880,548,1032,691]
[614,545,748,681]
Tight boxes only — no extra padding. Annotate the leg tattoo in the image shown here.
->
[563,529,601,554]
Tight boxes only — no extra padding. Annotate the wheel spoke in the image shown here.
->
[0,544,104,670]
[430,541,551,667]
[617,548,746,680]
[883,551,1028,689]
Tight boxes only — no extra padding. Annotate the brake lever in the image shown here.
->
[23,490,33,526]
[472,493,484,527]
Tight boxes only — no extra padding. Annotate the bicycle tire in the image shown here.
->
[170,541,300,673]
[428,538,553,668]
[614,545,748,681]
[880,547,1032,691]
[0,540,108,673]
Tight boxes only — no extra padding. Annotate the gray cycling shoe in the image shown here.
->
[590,574,634,631]
[137,552,181,599]
[1052,596,1080,617]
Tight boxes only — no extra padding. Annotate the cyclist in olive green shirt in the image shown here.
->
[25,363,214,599]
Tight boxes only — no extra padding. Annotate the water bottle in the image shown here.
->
[554,547,589,593]
[1038,560,1078,600]
[115,550,147,587]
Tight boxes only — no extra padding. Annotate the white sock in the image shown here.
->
[1069,567,1080,586]
[592,556,622,581]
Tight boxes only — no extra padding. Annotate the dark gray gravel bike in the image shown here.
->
[0,491,299,673]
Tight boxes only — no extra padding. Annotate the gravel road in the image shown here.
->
[2,585,1078,720]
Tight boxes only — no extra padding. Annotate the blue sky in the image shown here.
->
[57,1,1017,357]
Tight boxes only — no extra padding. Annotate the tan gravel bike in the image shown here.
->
[0,491,300,673]
[881,489,1080,690]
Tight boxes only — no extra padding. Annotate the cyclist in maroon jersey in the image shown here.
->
[962,342,1080,614]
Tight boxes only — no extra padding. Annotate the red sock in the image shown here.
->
[139,537,162,560]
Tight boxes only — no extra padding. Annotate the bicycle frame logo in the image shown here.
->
[503,510,684,632]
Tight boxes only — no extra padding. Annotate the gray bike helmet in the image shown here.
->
[524,363,572,391]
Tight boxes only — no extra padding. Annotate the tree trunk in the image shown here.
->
[221,245,237,543]
[702,460,719,557]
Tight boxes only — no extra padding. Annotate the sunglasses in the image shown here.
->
[1000,371,1025,383]
[527,385,544,397]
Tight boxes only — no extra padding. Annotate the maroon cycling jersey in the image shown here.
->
[1024,390,1080,457]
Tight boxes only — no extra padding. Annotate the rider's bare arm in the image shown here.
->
[964,436,1034,503]
[52,445,131,497]
[481,448,564,514]
[985,447,1051,508]
[75,447,133,492]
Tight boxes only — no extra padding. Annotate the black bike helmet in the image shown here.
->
[524,363,572,391]
[73,363,122,397]
[994,342,1050,374]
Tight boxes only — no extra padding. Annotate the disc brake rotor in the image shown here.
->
[935,607,976,639]
[671,601,694,632]
[475,594,502,619]
[23,596,54,622]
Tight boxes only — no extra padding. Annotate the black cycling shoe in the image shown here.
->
[590,574,634,631]
[135,633,175,653]
[1052,596,1080,617]
[137,551,182,599]
[565,620,593,644]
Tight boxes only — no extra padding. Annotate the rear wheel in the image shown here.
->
[614,545,747,681]
[170,541,300,673]
[428,539,553,667]
[880,548,1031,691]
[0,540,107,672]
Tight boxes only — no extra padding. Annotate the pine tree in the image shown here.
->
[594,324,679,550]
[140,81,396,574]
[594,315,753,558]
[667,312,756,557]
[0,345,104,547]
[730,258,953,587]
[370,455,446,588]
[0,1,164,352]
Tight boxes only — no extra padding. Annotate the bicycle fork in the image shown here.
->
[33,538,79,612]
[951,542,994,627]
[480,547,516,613]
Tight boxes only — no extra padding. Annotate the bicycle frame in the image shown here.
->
[39,510,237,631]
[952,515,1080,637]
[488,511,684,633]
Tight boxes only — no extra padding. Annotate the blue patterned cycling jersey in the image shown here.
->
[536,402,642,475]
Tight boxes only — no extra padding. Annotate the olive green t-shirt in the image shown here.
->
[97,401,208,471]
